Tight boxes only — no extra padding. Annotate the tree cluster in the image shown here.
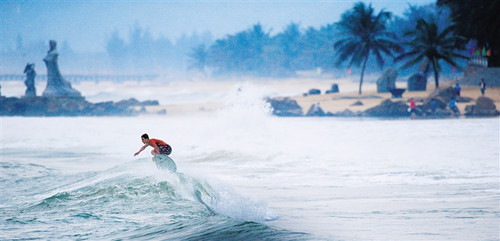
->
[189,23,339,77]
[106,24,213,73]
[189,1,496,82]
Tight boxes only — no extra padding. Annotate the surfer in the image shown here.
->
[134,133,172,156]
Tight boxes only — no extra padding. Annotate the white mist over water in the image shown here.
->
[1,81,499,240]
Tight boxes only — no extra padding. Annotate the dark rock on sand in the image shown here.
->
[465,96,499,117]
[325,84,339,94]
[363,99,410,117]
[267,97,303,117]
[306,103,325,116]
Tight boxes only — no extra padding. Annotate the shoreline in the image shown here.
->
[2,78,499,118]
[142,80,499,118]
[290,81,500,116]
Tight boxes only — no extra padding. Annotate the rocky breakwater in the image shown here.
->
[0,97,159,116]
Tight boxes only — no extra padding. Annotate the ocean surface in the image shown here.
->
[1,84,499,240]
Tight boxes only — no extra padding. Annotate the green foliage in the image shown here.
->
[438,0,500,67]
[333,2,401,94]
[189,23,337,77]
[396,18,467,88]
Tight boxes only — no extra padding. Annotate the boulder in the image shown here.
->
[267,97,303,117]
[424,86,456,108]
[325,83,339,94]
[465,96,499,117]
[407,73,427,91]
[376,67,398,93]
[306,103,325,116]
[308,88,321,95]
[363,99,410,117]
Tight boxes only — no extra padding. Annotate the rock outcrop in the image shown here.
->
[267,97,303,116]
[306,103,325,116]
[42,40,81,97]
[308,89,321,95]
[363,99,410,117]
[0,96,158,116]
[325,83,339,94]
[423,86,456,108]
[465,96,499,117]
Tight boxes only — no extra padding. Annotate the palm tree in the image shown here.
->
[334,2,401,95]
[396,18,467,88]
[438,0,500,67]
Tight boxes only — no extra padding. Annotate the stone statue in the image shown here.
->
[24,63,37,96]
[42,40,81,97]
[376,67,398,93]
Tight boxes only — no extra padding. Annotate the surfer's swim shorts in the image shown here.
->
[158,144,172,155]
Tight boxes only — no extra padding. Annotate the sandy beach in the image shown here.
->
[291,81,500,115]
[140,78,500,116]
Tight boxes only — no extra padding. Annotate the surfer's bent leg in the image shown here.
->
[158,145,172,155]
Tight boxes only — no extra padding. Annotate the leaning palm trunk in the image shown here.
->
[432,59,439,88]
[359,54,370,95]
[433,69,439,88]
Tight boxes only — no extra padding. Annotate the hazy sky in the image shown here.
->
[2,0,436,52]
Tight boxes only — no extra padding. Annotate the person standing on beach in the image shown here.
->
[480,79,486,96]
[449,97,459,116]
[430,98,437,115]
[454,83,461,97]
[134,133,172,156]
[409,98,416,118]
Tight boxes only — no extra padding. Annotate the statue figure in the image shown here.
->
[24,63,37,96]
[42,40,81,97]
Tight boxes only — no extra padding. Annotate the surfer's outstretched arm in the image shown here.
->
[134,143,148,156]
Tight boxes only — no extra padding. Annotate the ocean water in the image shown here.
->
[1,85,499,240]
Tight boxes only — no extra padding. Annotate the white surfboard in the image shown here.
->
[153,154,177,172]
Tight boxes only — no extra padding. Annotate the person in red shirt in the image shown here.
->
[134,133,172,156]
[409,98,416,119]
[409,98,416,111]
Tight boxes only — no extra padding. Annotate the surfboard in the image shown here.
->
[153,154,177,172]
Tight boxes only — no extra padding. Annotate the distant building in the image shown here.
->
[468,56,488,67]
